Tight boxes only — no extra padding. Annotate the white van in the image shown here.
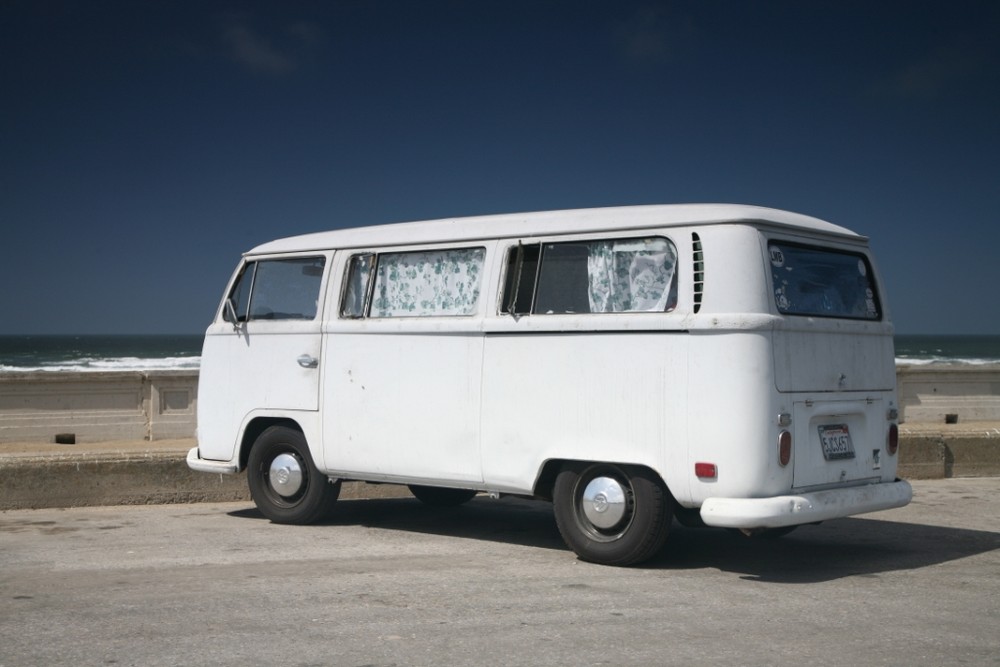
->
[188,204,911,566]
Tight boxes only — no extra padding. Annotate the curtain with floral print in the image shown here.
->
[371,247,486,317]
[586,238,677,313]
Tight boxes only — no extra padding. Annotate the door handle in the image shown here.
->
[297,354,319,369]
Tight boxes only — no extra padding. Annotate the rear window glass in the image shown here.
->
[769,242,880,320]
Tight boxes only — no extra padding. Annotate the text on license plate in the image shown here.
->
[818,424,855,460]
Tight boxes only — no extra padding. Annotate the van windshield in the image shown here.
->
[769,242,880,320]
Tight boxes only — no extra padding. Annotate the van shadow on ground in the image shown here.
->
[229,495,1000,584]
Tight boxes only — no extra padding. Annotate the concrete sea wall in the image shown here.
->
[1,366,999,444]
[897,365,1000,423]
[0,371,198,443]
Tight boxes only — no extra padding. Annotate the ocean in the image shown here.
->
[0,333,999,372]
[893,335,1000,366]
[0,335,203,372]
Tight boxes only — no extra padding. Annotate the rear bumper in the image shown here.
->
[186,447,240,474]
[699,479,913,529]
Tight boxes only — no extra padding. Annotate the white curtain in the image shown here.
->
[586,239,677,313]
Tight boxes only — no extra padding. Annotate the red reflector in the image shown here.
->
[887,423,899,455]
[695,462,717,479]
[778,430,792,467]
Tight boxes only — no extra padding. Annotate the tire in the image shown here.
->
[247,426,340,524]
[552,462,673,566]
[408,485,478,507]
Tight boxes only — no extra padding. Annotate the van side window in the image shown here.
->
[341,247,487,318]
[341,254,373,318]
[502,244,541,315]
[227,257,326,321]
[503,237,678,315]
[228,262,256,322]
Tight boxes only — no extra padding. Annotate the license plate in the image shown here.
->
[818,424,855,460]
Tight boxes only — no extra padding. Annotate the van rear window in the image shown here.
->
[769,242,880,320]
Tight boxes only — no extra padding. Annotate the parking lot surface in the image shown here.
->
[2,478,999,666]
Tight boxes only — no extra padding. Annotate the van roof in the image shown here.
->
[247,204,862,255]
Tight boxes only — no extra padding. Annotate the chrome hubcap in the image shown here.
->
[581,475,627,529]
[269,453,304,497]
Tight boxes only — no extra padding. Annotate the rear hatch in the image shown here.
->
[767,239,896,490]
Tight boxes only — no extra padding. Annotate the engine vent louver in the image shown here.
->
[692,233,704,313]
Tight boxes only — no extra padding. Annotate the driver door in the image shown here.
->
[197,254,329,462]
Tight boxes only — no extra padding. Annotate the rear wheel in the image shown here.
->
[552,462,673,566]
[408,485,478,507]
[247,426,340,524]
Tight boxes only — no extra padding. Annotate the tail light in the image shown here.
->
[887,423,899,455]
[695,462,717,479]
[777,430,792,466]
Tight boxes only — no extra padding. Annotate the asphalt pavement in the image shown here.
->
[1,477,998,667]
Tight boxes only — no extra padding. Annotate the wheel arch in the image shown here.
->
[238,416,305,471]
[534,458,677,504]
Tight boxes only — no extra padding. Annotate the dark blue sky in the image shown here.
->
[2,1,998,334]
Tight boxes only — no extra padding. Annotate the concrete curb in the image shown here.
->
[2,427,999,510]
[0,444,411,511]
[897,423,1000,480]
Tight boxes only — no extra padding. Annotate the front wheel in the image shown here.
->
[247,426,340,524]
[552,462,673,566]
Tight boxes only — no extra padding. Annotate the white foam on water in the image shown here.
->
[0,356,201,372]
[895,356,1000,367]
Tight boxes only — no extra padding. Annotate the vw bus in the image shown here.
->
[188,204,911,565]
